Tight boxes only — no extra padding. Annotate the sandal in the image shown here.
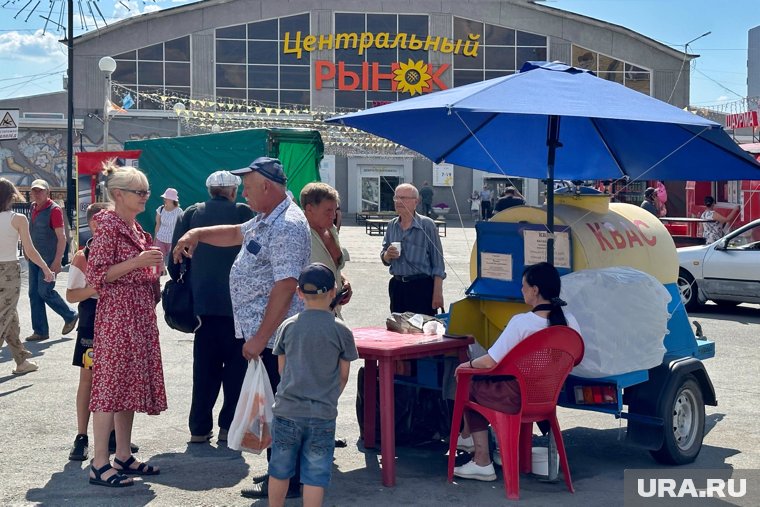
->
[89,463,134,488]
[114,455,160,476]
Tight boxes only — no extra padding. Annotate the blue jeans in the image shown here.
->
[28,262,76,336]
[269,416,336,488]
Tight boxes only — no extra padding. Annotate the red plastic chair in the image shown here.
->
[447,326,584,500]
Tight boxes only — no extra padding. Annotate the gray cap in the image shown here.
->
[206,170,241,188]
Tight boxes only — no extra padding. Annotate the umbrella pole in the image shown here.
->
[545,115,561,265]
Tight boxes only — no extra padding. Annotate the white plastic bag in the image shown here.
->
[228,359,274,453]
[560,267,670,378]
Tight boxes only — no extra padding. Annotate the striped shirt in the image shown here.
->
[156,205,182,243]
[381,213,446,279]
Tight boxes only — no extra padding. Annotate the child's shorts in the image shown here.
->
[268,415,336,488]
[72,330,94,369]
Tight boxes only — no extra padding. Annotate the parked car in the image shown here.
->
[677,218,760,310]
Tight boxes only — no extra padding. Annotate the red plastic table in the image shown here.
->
[354,327,473,487]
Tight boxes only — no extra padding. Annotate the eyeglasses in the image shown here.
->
[393,195,416,202]
[118,188,151,198]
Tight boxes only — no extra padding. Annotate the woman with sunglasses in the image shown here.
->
[85,161,166,487]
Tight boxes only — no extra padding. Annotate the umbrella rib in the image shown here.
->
[589,117,627,179]
[436,111,501,165]
[671,124,760,169]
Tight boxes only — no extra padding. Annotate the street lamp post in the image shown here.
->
[173,102,186,137]
[98,56,117,151]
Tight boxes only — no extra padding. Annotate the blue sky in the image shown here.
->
[0,0,755,107]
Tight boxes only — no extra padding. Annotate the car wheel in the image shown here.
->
[714,300,739,308]
[677,269,699,311]
[650,375,705,465]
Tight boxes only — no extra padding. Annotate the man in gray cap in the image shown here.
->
[26,178,78,341]
[173,157,310,500]
[169,170,253,445]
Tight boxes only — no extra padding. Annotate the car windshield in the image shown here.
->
[725,224,760,249]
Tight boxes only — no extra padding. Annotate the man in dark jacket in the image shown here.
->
[169,170,254,444]
[493,186,525,213]
[640,187,659,217]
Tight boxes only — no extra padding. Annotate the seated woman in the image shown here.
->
[453,262,581,482]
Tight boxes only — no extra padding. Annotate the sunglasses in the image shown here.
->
[118,188,151,198]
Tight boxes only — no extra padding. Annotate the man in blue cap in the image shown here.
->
[173,157,311,499]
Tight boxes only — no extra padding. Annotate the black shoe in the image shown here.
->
[241,481,300,499]
[69,434,89,461]
[250,473,269,484]
[108,430,139,454]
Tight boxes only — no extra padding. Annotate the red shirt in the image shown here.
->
[31,199,64,229]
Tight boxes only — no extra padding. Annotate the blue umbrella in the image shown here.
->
[327,61,760,261]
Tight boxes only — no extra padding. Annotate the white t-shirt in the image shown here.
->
[156,205,182,243]
[0,211,20,261]
[487,310,582,363]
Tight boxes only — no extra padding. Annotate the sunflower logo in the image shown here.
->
[393,60,432,96]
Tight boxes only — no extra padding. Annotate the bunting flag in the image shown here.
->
[106,99,127,115]
[122,93,135,109]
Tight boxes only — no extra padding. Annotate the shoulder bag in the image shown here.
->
[161,257,199,333]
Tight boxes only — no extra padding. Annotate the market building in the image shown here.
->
[0,0,695,215]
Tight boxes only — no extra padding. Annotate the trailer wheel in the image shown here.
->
[677,269,699,311]
[650,375,705,465]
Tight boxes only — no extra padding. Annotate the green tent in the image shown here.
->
[124,128,323,231]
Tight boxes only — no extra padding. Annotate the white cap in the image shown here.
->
[206,170,241,188]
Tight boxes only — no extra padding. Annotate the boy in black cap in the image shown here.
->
[267,262,358,507]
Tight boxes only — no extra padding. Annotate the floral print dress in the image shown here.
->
[87,210,167,415]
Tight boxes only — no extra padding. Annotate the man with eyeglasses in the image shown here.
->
[25,179,78,342]
[172,157,310,500]
[380,183,446,316]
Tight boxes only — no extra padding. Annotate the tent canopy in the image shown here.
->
[125,128,323,231]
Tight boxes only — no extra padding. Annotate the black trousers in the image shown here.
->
[261,347,300,491]
[189,315,247,436]
[389,276,435,316]
[481,201,492,220]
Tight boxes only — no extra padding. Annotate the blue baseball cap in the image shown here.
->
[298,263,336,294]
[231,156,287,185]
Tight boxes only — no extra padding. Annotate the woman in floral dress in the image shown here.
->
[85,162,166,487]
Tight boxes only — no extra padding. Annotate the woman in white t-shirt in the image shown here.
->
[154,188,182,271]
[0,178,55,375]
[453,262,581,482]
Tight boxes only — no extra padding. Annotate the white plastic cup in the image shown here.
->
[391,241,401,254]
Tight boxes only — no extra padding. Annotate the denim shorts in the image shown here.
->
[268,415,336,488]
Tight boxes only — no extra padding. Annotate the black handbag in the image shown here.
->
[161,260,199,333]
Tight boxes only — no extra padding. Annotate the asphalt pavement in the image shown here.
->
[1,221,758,506]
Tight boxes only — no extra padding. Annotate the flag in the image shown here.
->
[122,93,134,110]
[106,99,126,115]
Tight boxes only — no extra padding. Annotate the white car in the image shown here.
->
[677,218,760,310]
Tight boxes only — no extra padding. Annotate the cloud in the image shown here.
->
[111,0,193,22]
[716,95,729,102]
[0,30,65,63]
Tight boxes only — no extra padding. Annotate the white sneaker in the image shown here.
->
[493,448,502,466]
[456,434,475,452]
[453,460,497,481]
